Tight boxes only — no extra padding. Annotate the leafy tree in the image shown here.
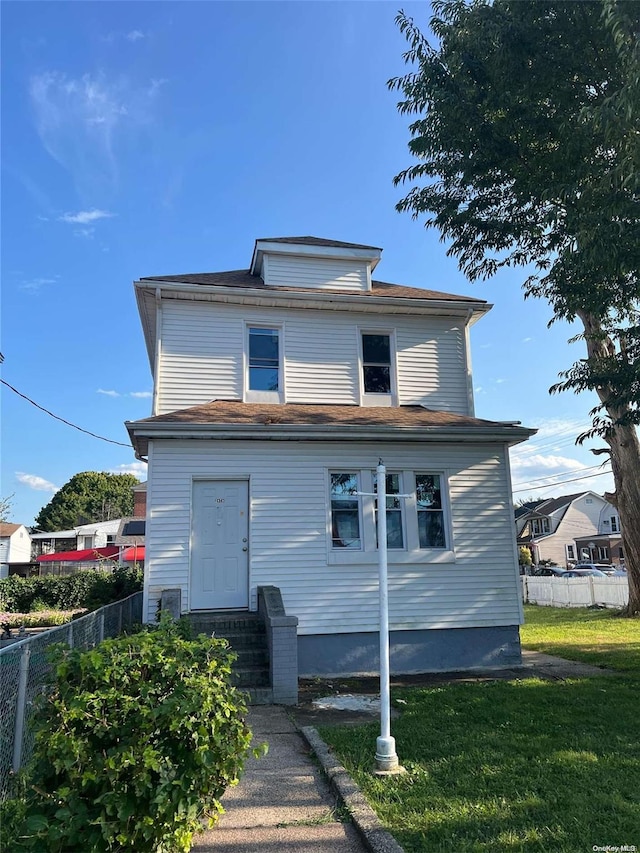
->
[519,547,532,568]
[389,0,640,614]
[34,472,138,531]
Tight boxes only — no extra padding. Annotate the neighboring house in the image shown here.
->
[126,235,534,678]
[0,523,32,578]
[516,491,611,567]
[574,500,623,566]
[31,519,144,572]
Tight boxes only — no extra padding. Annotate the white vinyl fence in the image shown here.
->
[522,575,629,609]
[0,592,142,799]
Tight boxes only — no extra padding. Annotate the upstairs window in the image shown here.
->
[567,544,575,559]
[248,327,280,391]
[362,333,391,393]
[416,474,446,548]
[611,516,619,533]
[531,518,550,536]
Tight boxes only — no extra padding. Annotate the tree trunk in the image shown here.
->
[578,310,640,616]
[607,422,640,615]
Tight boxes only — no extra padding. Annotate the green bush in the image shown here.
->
[3,615,253,852]
[0,567,142,614]
[0,609,87,629]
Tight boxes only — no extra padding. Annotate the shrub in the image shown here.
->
[0,609,87,629]
[3,615,253,852]
[0,567,142,614]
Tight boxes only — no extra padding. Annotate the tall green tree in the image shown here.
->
[390,0,640,614]
[34,472,138,531]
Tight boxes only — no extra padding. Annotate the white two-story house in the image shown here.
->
[126,236,533,678]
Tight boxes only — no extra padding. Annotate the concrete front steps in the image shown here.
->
[188,611,273,705]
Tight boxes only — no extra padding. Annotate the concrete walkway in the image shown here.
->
[191,706,368,853]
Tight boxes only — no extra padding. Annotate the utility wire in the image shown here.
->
[1,379,132,448]
[512,461,611,488]
[512,467,614,494]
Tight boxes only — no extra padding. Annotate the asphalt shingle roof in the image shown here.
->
[140,269,485,304]
[131,401,515,429]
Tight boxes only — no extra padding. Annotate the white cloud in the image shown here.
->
[522,337,533,343]
[129,391,152,398]
[16,472,59,493]
[511,453,585,475]
[59,209,114,224]
[20,276,58,292]
[126,30,145,41]
[109,462,146,479]
[97,388,120,397]
[74,227,95,239]
[29,70,163,193]
[495,378,506,384]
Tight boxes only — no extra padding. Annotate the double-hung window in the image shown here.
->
[248,327,279,391]
[362,334,391,393]
[416,474,446,548]
[246,325,283,402]
[330,473,361,549]
[374,472,404,549]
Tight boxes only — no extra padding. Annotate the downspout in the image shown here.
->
[151,287,163,417]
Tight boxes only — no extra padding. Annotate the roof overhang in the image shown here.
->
[126,420,535,458]
[134,279,491,372]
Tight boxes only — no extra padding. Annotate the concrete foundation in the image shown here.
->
[298,625,521,677]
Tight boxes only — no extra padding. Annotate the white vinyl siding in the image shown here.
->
[396,322,468,411]
[144,440,521,633]
[157,302,469,414]
[263,254,369,291]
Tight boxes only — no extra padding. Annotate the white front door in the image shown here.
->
[191,480,249,610]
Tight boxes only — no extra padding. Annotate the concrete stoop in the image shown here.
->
[188,612,272,704]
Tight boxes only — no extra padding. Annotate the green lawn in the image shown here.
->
[319,607,640,852]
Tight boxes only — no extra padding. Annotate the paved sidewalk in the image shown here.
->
[191,706,368,853]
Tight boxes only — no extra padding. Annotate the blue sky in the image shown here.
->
[1,1,615,527]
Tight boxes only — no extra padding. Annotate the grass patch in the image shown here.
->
[521,604,640,674]
[320,607,640,852]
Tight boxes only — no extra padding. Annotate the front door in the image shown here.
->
[191,480,249,610]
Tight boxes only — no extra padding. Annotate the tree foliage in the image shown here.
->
[390,0,640,613]
[34,472,138,531]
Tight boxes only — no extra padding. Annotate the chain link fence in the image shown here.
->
[0,591,142,800]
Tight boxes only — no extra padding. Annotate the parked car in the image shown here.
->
[565,568,607,577]
[532,566,568,577]
[572,562,616,575]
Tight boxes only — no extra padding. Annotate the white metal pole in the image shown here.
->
[375,461,400,773]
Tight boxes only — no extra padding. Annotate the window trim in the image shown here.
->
[329,471,363,551]
[374,470,407,551]
[358,328,398,407]
[244,322,284,403]
[414,472,448,551]
[326,467,455,565]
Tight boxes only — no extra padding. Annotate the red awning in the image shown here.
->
[121,545,145,562]
[37,546,120,563]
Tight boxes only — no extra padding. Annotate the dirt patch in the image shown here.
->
[290,669,524,728]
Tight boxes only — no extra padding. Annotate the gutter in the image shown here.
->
[125,420,535,456]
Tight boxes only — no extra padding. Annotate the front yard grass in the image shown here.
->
[319,606,640,852]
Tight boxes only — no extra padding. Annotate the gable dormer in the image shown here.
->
[250,236,382,292]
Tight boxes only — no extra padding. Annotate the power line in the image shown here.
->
[1,379,132,448]
[512,467,614,494]
[512,461,610,488]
